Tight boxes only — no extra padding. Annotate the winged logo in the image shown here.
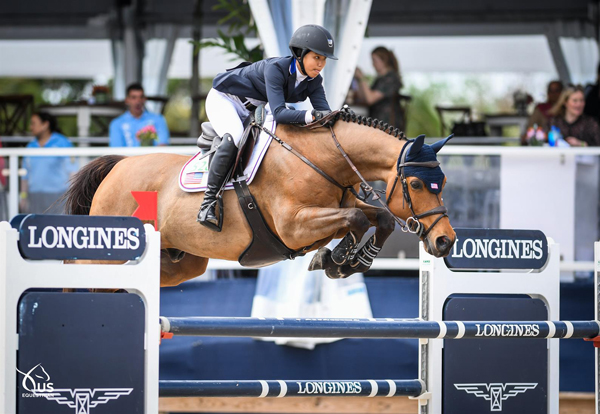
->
[36,388,133,414]
[454,382,537,411]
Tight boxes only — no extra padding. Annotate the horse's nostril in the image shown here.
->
[436,236,450,251]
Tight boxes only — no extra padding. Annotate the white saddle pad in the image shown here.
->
[178,118,276,192]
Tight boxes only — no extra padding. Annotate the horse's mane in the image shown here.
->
[334,111,406,140]
[280,111,406,142]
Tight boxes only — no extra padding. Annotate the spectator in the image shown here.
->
[20,112,77,214]
[529,81,563,125]
[109,83,170,147]
[548,85,600,147]
[354,46,404,129]
[584,62,600,123]
[521,80,563,144]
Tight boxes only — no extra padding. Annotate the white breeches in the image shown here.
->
[205,88,251,147]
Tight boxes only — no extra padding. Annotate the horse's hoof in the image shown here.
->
[325,267,345,279]
[308,247,331,271]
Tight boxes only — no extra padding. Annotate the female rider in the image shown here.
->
[198,24,338,231]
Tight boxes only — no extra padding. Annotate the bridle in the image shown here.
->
[253,111,449,241]
[386,140,448,238]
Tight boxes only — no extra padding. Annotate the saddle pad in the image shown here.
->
[179,118,276,192]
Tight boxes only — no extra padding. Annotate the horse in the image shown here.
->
[64,113,456,286]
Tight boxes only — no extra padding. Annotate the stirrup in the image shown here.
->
[197,197,224,232]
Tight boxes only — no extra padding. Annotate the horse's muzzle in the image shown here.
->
[425,234,455,258]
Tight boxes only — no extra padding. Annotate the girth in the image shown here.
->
[233,179,306,267]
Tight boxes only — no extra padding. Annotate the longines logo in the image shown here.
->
[454,382,537,411]
[475,323,540,337]
[12,214,146,260]
[17,364,133,414]
[452,238,543,260]
[444,228,548,270]
[297,381,361,394]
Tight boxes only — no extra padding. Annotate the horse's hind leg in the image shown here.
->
[160,251,209,287]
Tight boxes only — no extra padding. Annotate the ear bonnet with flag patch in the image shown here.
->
[401,135,452,194]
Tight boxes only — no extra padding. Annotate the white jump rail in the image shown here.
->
[1,145,598,273]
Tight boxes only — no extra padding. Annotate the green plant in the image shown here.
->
[190,0,264,63]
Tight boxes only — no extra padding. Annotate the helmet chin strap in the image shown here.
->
[296,49,310,77]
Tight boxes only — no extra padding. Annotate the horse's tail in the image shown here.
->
[64,155,126,215]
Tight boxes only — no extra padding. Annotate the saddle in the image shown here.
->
[196,116,257,175]
[198,106,305,267]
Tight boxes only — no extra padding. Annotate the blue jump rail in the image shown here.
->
[159,379,424,398]
[159,317,600,339]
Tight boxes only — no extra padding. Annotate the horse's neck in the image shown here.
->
[278,122,405,187]
[329,122,406,185]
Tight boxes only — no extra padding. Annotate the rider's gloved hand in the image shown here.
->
[311,109,336,127]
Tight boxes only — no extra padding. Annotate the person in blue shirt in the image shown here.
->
[109,83,170,147]
[21,112,78,214]
[198,24,337,231]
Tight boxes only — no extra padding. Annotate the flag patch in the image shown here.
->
[430,183,439,190]
[185,172,205,185]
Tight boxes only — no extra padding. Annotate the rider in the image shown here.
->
[198,24,338,231]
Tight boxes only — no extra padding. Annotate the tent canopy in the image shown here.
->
[2,0,597,39]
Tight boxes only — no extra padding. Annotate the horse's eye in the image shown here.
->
[410,181,422,190]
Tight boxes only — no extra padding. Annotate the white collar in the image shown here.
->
[296,67,308,83]
[290,58,312,82]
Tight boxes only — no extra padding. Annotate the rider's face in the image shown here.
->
[301,51,327,78]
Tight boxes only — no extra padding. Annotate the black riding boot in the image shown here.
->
[197,134,237,231]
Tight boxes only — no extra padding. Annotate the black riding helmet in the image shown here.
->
[289,25,337,76]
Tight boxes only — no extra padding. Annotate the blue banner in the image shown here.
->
[17,292,145,413]
[443,295,548,414]
[11,214,146,260]
[444,228,548,270]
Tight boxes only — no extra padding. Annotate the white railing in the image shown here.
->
[1,145,599,275]
[0,146,199,219]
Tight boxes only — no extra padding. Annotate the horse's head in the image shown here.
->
[386,134,456,257]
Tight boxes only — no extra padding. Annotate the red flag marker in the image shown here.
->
[131,191,158,231]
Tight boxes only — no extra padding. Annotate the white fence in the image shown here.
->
[1,144,599,273]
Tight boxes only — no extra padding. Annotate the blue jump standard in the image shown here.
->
[160,317,600,339]
[158,379,425,398]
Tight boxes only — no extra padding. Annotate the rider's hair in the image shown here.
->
[335,111,406,140]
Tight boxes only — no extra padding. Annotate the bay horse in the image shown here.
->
[64,113,456,286]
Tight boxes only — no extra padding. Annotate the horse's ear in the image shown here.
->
[431,134,454,153]
[408,134,426,157]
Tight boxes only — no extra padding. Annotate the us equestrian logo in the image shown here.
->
[454,382,537,411]
[17,364,133,414]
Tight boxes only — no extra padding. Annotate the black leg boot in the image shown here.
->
[197,134,238,231]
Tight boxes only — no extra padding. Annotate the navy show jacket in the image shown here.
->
[212,56,331,124]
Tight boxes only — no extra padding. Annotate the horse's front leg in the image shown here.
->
[308,208,371,279]
[285,207,370,279]
[349,200,396,272]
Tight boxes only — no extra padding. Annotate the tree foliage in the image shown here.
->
[190,0,264,63]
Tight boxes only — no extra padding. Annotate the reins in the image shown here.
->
[252,108,448,239]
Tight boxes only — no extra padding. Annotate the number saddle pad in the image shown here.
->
[179,118,276,192]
